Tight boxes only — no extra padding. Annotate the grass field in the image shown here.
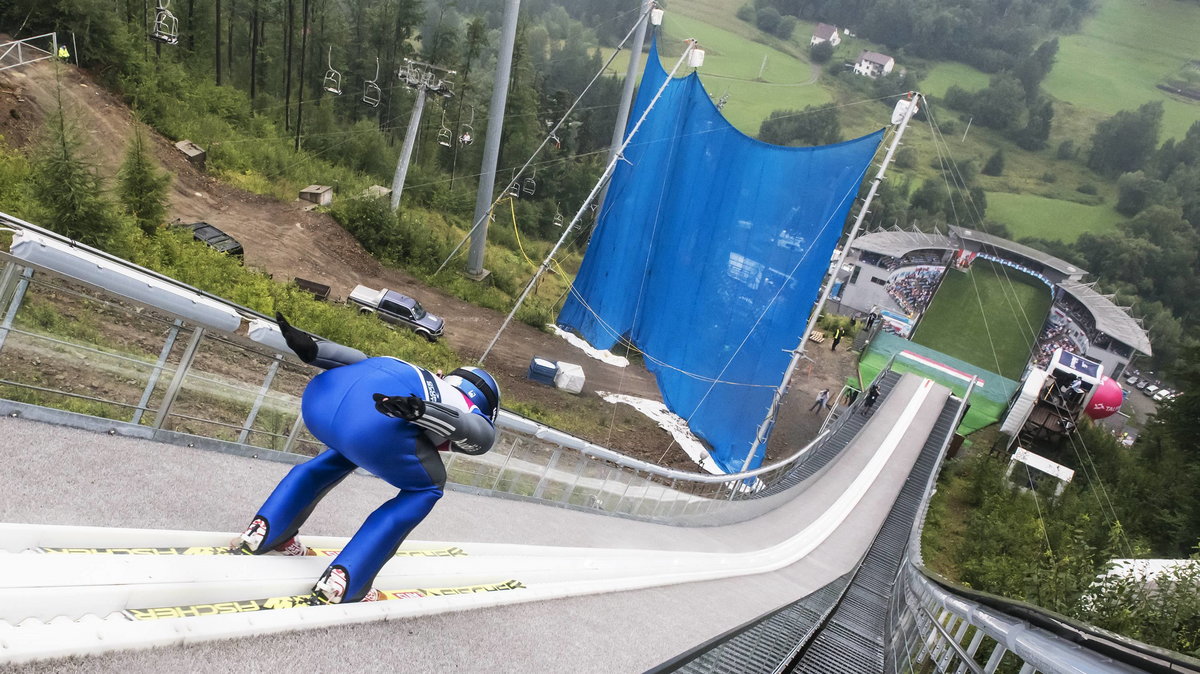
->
[911,259,1053,380]
[601,13,831,135]
[920,62,990,98]
[986,192,1125,242]
[1042,0,1200,142]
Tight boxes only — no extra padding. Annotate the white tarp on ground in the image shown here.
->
[598,391,723,475]
[551,325,629,367]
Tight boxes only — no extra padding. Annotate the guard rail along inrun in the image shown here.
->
[0,212,832,526]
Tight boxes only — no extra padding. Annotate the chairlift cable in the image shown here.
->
[923,104,1045,364]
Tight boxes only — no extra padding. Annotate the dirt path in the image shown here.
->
[0,57,855,471]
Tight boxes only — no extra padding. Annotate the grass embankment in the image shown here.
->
[912,259,1052,380]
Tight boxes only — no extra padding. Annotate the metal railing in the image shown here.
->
[884,375,1200,673]
[0,213,840,525]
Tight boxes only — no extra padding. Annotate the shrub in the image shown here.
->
[982,149,1006,177]
[810,41,834,64]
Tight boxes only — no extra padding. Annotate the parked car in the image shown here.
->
[1143,384,1160,396]
[1152,388,1171,402]
[173,221,244,258]
[348,284,444,342]
[1136,379,1151,390]
[1124,374,1140,386]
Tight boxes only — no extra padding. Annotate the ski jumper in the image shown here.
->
[246,339,495,602]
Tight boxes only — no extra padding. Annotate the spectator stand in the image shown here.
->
[884,265,945,319]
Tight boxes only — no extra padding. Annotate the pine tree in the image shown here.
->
[118,128,171,235]
[30,71,118,248]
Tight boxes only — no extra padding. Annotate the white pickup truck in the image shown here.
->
[347,285,445,342]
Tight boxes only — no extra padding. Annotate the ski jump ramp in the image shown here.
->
[0,374,950,670]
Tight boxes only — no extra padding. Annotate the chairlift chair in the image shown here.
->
[505,172,522,199]
[362,57,381,107]
[553,209,564,227]
[149,0,180,45]
[522,169,537,196]
[458,107,475,146]
[436,108,452,147]
[545,120,562,149]
[323,46,342,95]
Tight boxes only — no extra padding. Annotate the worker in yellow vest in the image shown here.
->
[57,45,70,61]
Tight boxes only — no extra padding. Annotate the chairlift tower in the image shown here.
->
[596,0,659,216]
[466,0,521,280]
[389,58,456,211]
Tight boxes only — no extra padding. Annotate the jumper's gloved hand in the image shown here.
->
[373,393,426,421]
[276,312,318,363]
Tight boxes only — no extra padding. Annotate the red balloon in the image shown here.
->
[1086,376,1124,419]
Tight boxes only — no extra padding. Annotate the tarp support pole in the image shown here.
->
[742,92,923,471]
[596,0,653,216]
[479,41,699,365]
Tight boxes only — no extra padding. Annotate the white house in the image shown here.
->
[810,23,841,47]
[853,50,895,78]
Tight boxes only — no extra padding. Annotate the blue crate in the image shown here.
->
[528,356,558,385]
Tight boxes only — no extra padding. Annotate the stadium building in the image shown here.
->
[833,226,1152,381]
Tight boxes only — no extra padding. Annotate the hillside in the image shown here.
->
[0,54,856,470]
[665,0,1200,244]
[0,55,675,465]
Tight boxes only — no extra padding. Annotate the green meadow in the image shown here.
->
[920,62,990,98]
[599,0,1179,249]
[986,192,1124,242]
[602,12,831,134]
[1043,0,1200,142]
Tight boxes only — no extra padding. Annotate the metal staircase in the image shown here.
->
[757,370,903,498]
[651,379,960,673]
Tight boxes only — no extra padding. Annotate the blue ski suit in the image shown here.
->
[245,330,495,602]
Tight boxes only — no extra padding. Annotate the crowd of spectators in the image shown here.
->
[1056,294,1100,343]
[1033,319,1088,368]
[858,250,946,272]
[886,266,944,316]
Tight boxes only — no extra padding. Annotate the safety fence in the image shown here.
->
[0,213,839,525]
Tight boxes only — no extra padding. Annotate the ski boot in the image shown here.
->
[313,566,379,603]
[231,517,312,556]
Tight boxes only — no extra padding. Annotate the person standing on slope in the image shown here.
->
[233,313,500,604]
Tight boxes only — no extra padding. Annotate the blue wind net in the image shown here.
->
[557,41,884,473]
